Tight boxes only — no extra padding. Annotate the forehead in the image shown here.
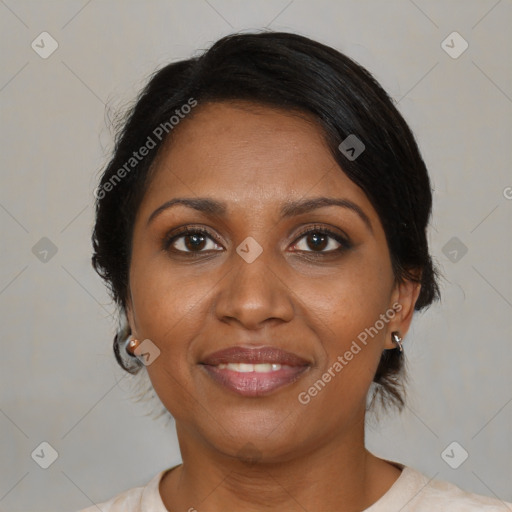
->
[143,101,372,215]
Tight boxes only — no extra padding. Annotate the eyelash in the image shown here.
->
[162,224,352,257]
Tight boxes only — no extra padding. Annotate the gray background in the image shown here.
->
[1,1,511,511]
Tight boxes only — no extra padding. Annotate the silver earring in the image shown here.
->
[391,332,403,352]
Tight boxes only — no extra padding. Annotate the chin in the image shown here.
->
[192,407,310,463]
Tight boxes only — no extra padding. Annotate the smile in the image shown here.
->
[216,362,288,372]
[202,363,309,397]
[200,346,311,397]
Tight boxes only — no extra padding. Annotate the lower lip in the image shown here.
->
[201,365,309,397]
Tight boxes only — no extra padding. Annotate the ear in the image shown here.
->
[383,275,422,350]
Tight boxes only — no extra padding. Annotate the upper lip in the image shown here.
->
[201,346,310,366]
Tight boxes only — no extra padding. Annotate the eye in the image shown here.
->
[163,225,351,256]
[291,225,351,254]
[163,227,223,253]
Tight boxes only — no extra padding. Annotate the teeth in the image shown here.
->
[217,363,284,372]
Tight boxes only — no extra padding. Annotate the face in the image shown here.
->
[126,101,419,461]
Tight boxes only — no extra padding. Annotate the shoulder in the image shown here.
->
[419,472,511,511]
[378,464,512,511]
[76,485,145,512]
[75,469,170,512]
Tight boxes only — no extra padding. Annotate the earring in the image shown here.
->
[391,332,403,353]
[125,337,141,357]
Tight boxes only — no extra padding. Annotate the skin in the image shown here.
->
[126,101,421,512]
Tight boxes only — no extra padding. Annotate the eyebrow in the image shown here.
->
[147,196,373,232]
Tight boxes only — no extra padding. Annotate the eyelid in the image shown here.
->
[292,223,350,243]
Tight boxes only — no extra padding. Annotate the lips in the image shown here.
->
[200,346,311,397]
[201,346,309,366]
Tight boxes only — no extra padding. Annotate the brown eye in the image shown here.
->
[292,226,351,254]
[164,228,223,253]
[182,232,208,251]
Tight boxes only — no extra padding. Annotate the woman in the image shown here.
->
[82,31,510,511]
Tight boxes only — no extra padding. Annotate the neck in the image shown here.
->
[159,415,401,512]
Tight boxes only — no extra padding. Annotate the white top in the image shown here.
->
[77,463,511,511]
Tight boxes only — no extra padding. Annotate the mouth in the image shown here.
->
[199,346,311,397]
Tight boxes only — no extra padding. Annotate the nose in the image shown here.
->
[213,246,295,330]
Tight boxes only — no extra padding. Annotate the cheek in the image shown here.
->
[300,251,393,395]
[129,243,208,338]
[301,249,394,339]
[128,255,215,416]
[130,280,206,383]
